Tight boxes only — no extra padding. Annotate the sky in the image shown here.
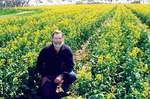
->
[28,0,150,5]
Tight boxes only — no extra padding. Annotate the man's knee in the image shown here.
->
[68,71,77,84]
[41,81,56,97]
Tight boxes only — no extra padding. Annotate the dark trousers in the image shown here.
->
[40,71,76,99]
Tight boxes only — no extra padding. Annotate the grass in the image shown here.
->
[0,8,21,15]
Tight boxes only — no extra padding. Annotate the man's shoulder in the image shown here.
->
[41,44,53,52]
[62,44,72,51]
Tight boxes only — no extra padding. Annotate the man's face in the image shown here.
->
[52,33,64,50]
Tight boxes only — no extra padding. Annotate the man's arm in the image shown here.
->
[36,48,46,77]
[63,48,74,73]
[55,47,74,84]
[36,48,52,86]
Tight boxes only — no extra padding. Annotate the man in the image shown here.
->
[36,30,76,99]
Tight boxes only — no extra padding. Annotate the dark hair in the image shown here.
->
[52,30,64,38]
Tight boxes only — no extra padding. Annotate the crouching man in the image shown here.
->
[36,30,76,99]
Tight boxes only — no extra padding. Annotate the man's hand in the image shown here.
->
[54,74,64,84]
[41,76,51,86]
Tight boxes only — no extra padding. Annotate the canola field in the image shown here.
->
[0,4,150,99]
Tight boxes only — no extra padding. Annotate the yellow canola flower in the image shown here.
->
[98,55,104,64]
[78,96,83,99]
[143,81,149,90]
[96,74,103,81]
[66,96,73,99]
[143,91,148,97]
[139,61,149,72]
[105,53,112,61]
[143,64,149,72]
[106,93,115,99]
[129,47,141,57]
[142,81,149,97]
[0,59,5,67]
[77,64,92,80]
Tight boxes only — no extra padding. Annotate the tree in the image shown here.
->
[0,0,30,8]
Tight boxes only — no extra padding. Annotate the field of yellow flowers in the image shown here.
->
[0,4,150,99]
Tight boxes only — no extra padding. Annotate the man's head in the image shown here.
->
[52,30,64,51]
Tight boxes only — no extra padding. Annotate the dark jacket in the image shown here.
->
[36,44,74,77]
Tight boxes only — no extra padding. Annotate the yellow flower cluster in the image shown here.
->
[142,81,149,97]
[138,61,149,73]
[98,55,103,64]
[98,54,115,64]
[129,47,142,57]
[96,74,103,81]
[77,64,92,80]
